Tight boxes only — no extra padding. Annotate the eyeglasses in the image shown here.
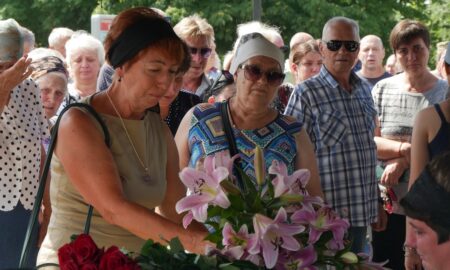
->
[188,46,212,58]
[240,64,285,86]
[324,40,360,52]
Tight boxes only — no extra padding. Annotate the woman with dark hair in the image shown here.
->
[401,152,450,270]
[37,7,208,266]
[371,19,448,270]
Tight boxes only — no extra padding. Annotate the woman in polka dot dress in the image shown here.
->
[0,19,50,268]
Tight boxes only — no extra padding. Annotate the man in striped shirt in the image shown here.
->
[285,16,386,253]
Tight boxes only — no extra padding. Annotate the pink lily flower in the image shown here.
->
[209,150,238,176]
[175,155,230,228]
[249,208,305,269]
[275,245,318,270]
[221,223,256,260]
[269,160,310,197]
[291,206,349,249]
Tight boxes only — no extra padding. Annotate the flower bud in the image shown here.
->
[254,146,265,186]
[340,251,358,264]
[280,194,304,203]
[220,180,241,195]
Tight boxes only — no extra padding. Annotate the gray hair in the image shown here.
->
[233,21,283,53]
[20,26,35,46]
[322,16,360,41]
[48,27,74,48]
[65,31,104,66]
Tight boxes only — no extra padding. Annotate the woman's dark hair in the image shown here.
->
[401,151,450,244]
[389,19,430,51]
[104,7,189,71]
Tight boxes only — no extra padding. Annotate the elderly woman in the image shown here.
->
[30,56,68,121]
[37,7,208,267]
[0,19,49,268]
[371,20,448,270]
[61,31,103,108]
[48,27,74,57]
[176,32,323,198]
[401,152,450,270]
[290,39,322,84]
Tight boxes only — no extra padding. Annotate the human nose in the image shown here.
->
[191,53,203,63]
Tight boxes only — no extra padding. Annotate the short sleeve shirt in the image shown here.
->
[285,66,378,226]
[0,78,49,211]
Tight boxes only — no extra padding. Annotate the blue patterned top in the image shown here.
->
[188,103,302,183]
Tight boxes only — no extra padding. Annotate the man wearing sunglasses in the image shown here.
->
[174,15,214,100]
[285,16,386,254]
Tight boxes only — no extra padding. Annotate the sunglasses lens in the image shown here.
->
[244,65,263,81]
[266,71,285,85]
[326,40,359,52]
[200,48,212,58]
[326,41,342,51]
[242,65,284,85]
[189,47,211,58]
[345,41,359,52]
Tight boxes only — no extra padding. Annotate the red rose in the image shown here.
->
[99,246,140,270]
[72,234,103,264]
[60,260,79,270]
[59,243,78,270]
[81,263,99,270]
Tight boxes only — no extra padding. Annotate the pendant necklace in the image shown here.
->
[106,92,152,183]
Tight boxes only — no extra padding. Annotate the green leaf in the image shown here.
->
[168,237,185,254]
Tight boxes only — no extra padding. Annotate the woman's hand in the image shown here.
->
[405,249,422,270]
[0,56,33,111]
[380,157,408,187]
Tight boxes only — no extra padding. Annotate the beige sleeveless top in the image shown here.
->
[37,98,167,267]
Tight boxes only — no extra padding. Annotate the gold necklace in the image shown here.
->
[105,92,151,183]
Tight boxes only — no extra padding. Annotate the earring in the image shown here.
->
[118,76,122,82]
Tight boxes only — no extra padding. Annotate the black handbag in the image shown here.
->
[219,100,246,193]
[18,102,110,269]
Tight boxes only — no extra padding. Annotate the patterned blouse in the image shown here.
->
[188,102,302,183]
[0,78,49,211]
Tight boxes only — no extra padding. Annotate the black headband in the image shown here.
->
[400,168,450,233]
[107,18,178,68]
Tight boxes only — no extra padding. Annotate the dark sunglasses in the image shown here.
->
[324,40,360,52]
[188,46,212,58]
[240,64,285,86]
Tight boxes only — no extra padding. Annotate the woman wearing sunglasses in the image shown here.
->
[371,20,448,270]
[175,32,323,198]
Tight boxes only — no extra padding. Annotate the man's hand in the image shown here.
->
[380,157,408,187]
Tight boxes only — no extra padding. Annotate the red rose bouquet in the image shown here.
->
[58,234,140,270]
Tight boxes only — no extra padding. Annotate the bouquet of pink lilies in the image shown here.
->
[176,148,386,270]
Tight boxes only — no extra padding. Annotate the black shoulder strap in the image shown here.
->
[219,100,246,193]
[19,102,110,268]
[434,103,446,124]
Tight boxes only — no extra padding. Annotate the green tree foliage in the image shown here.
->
[0,0,97,47]
[0,0,446,61]
[427,0,450,41]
